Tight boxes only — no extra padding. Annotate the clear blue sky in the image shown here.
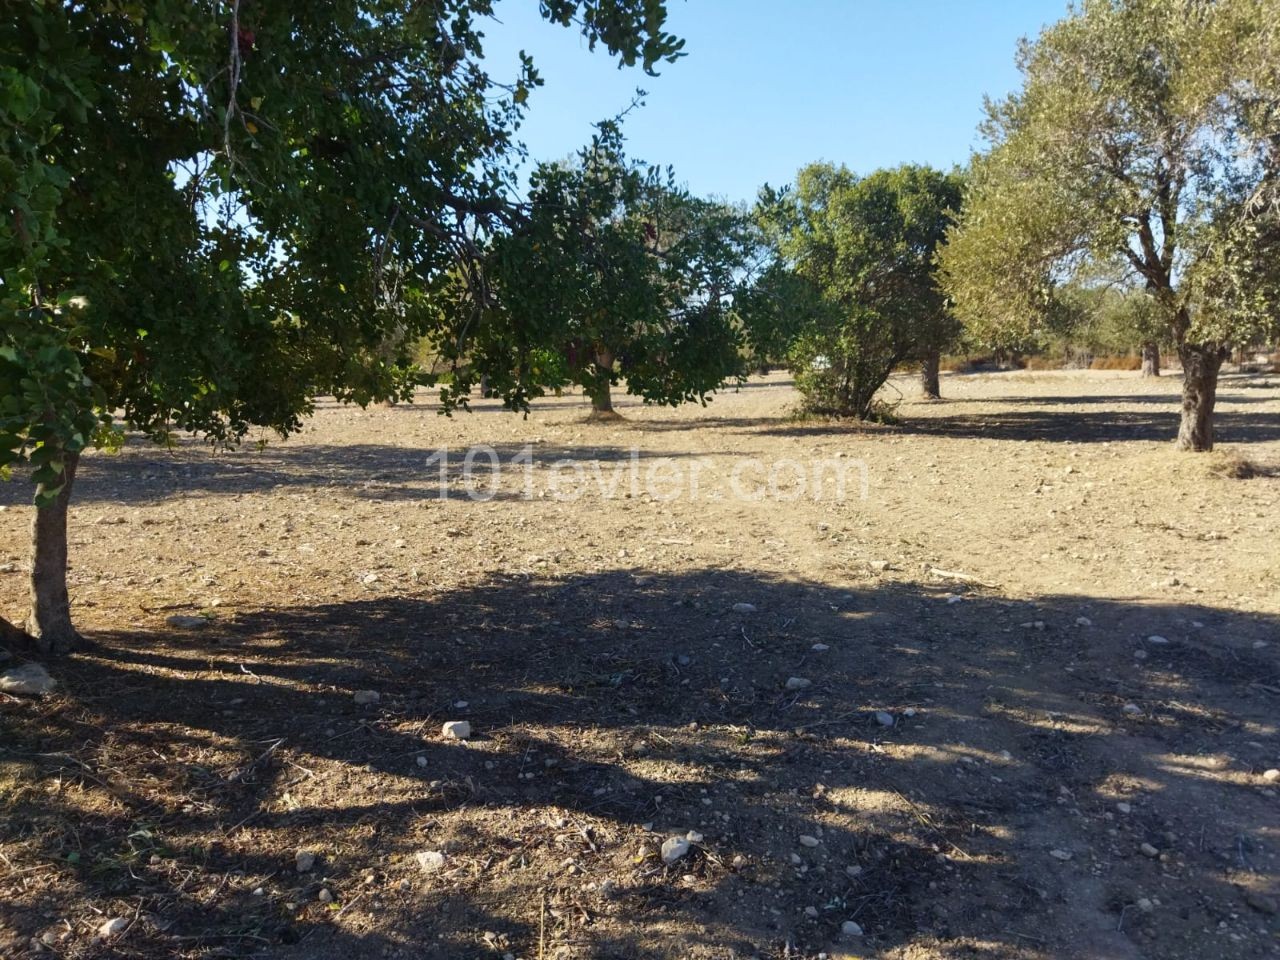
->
[481,0,1071,203]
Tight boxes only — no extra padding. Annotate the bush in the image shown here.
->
[789,314,904,419]
[1024,355,1063,370]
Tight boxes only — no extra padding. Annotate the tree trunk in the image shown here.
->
[1175,343,1224,452]
[920,348,941,400]
[589,347,617,418]
[1141,341,1160,377]
[27,450,81,654]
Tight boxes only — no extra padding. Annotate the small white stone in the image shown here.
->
[1116,802,1132,814]
[1147,635,1170,645]
[317,888,333,903]
[98,918,128,938]
[732,602,757,614]
[841,920,864,937]
[415,755,428,768]
[0,663,56,696]
[1137,897,1154,912]
[845,865,863,877]
[1262,769,1280,782]
[804,905,819,918]
[1139,842,1159,858]
[660,837,691,864]
[353,689,380,705]
[1122,703,1143,716]
[295,850,317,873]
[1049,848,1072,861]
[1133,650,1148,660]
[441,720,472,740]
[416,850,446,873]
[1075,616,1093,627]
[811,643,830,652]
[685,830,704,843]
[798,835,821,848]
[785,677,812,691]
[165,614,208,630]
[875,711,895,727]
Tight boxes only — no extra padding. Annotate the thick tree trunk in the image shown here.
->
[920,348,941,400]
[27,450,81,654]
[589,347,618,418]
[1141,341,1160,377]
[1175,343,1224,452]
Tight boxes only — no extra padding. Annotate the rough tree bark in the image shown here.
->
[1141,341,1160,377]
[589,347,618,418]
[1175,342,1225,452]
[920,347,942,400]
[27,450,82,654]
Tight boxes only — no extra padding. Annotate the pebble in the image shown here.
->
[868,560,890,572]
[97,918,128,938]
[165,614,208,629]
[1147,635,1170,645]
[295,850,316,873]
[416,850,446,873]
[1116,802,1132,814]
[841,920,864,937]
[785,677,812,691]
[660,837,690,864]
[804,905,819,919]
[875,711,895,727]
[441,720,472,740]
[685,830,704,843]
[731,602,757,614]
[1133,650,1148,660]
[1049,848,1072,861]
[352,689,380,705]
[1137,897,1154,912]
[0,663,56,696]
[811,643,830,652]
[798,835,821,848]
[415,755,428,768]
[1139,842,1159,858]
[1122,703,1143,716]
[1075,616,1093,627]
[845,865,863,877]
[1262,769,1280,782]
[317,888,333,903]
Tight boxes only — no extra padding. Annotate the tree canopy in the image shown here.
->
[1,0,683,649]
[940,0,1280,450]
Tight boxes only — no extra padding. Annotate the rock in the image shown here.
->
[441,720,472,740]
[295,850,316,873]
[1049,848,1072,861]
[416,850,446,873]
[165,614,208,630]
[416,755,428,768]
[1122,703,1143,716]
[798,835,821,848]
[731,602,757,614]
[1133,650,1148,660]
[1146,635,1170,645]
[811,643,830,652]
[840,920,864,938]
[685,830,704,843]
[660,837,691,864]
[353,689,380,705]
[868,560,890,572]
[97,918,128,938]
[317,888,333,903]
[874,711,895,728]
[903,707,917,717]
[845,865,863,877]
[1137,897,1155,913]
[1246,891,1279,915]
[1075,616,1093,627]
[804,905,819,919]
[785,677,812,691]
[1262,769,1280,782]
[0,663,56,696]
[1139,842,1159,858]
[1116,802,1132,814]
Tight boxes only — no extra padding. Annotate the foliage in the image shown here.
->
[1,0,683,501]
[940,0,1280,360]
[432,123,749,413]
[756,162,964,418]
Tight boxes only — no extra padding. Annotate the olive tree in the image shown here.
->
[1,1,682,652]
[940,0,1280,450]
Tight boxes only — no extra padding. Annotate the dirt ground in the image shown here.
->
[2,368,1280,960]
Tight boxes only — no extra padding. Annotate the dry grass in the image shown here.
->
[1205,450,1263,479]
[1089,355,1143,371]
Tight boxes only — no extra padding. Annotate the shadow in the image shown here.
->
[0,442,702,508]
[3,569,1278,958]
[899,409,1280,444]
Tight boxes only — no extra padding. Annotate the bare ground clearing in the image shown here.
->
[2,369,1280,960]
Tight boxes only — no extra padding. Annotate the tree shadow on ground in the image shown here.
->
[0,443,702,509]
[3,569,1279,958]
[898,408,1280,445]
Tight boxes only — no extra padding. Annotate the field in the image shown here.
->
[2,368,1280,960]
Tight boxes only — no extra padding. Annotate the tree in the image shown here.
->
[433,124,748,419]
[1,1,683,652]
[940,0,1280,450]
[758,162,964,416]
